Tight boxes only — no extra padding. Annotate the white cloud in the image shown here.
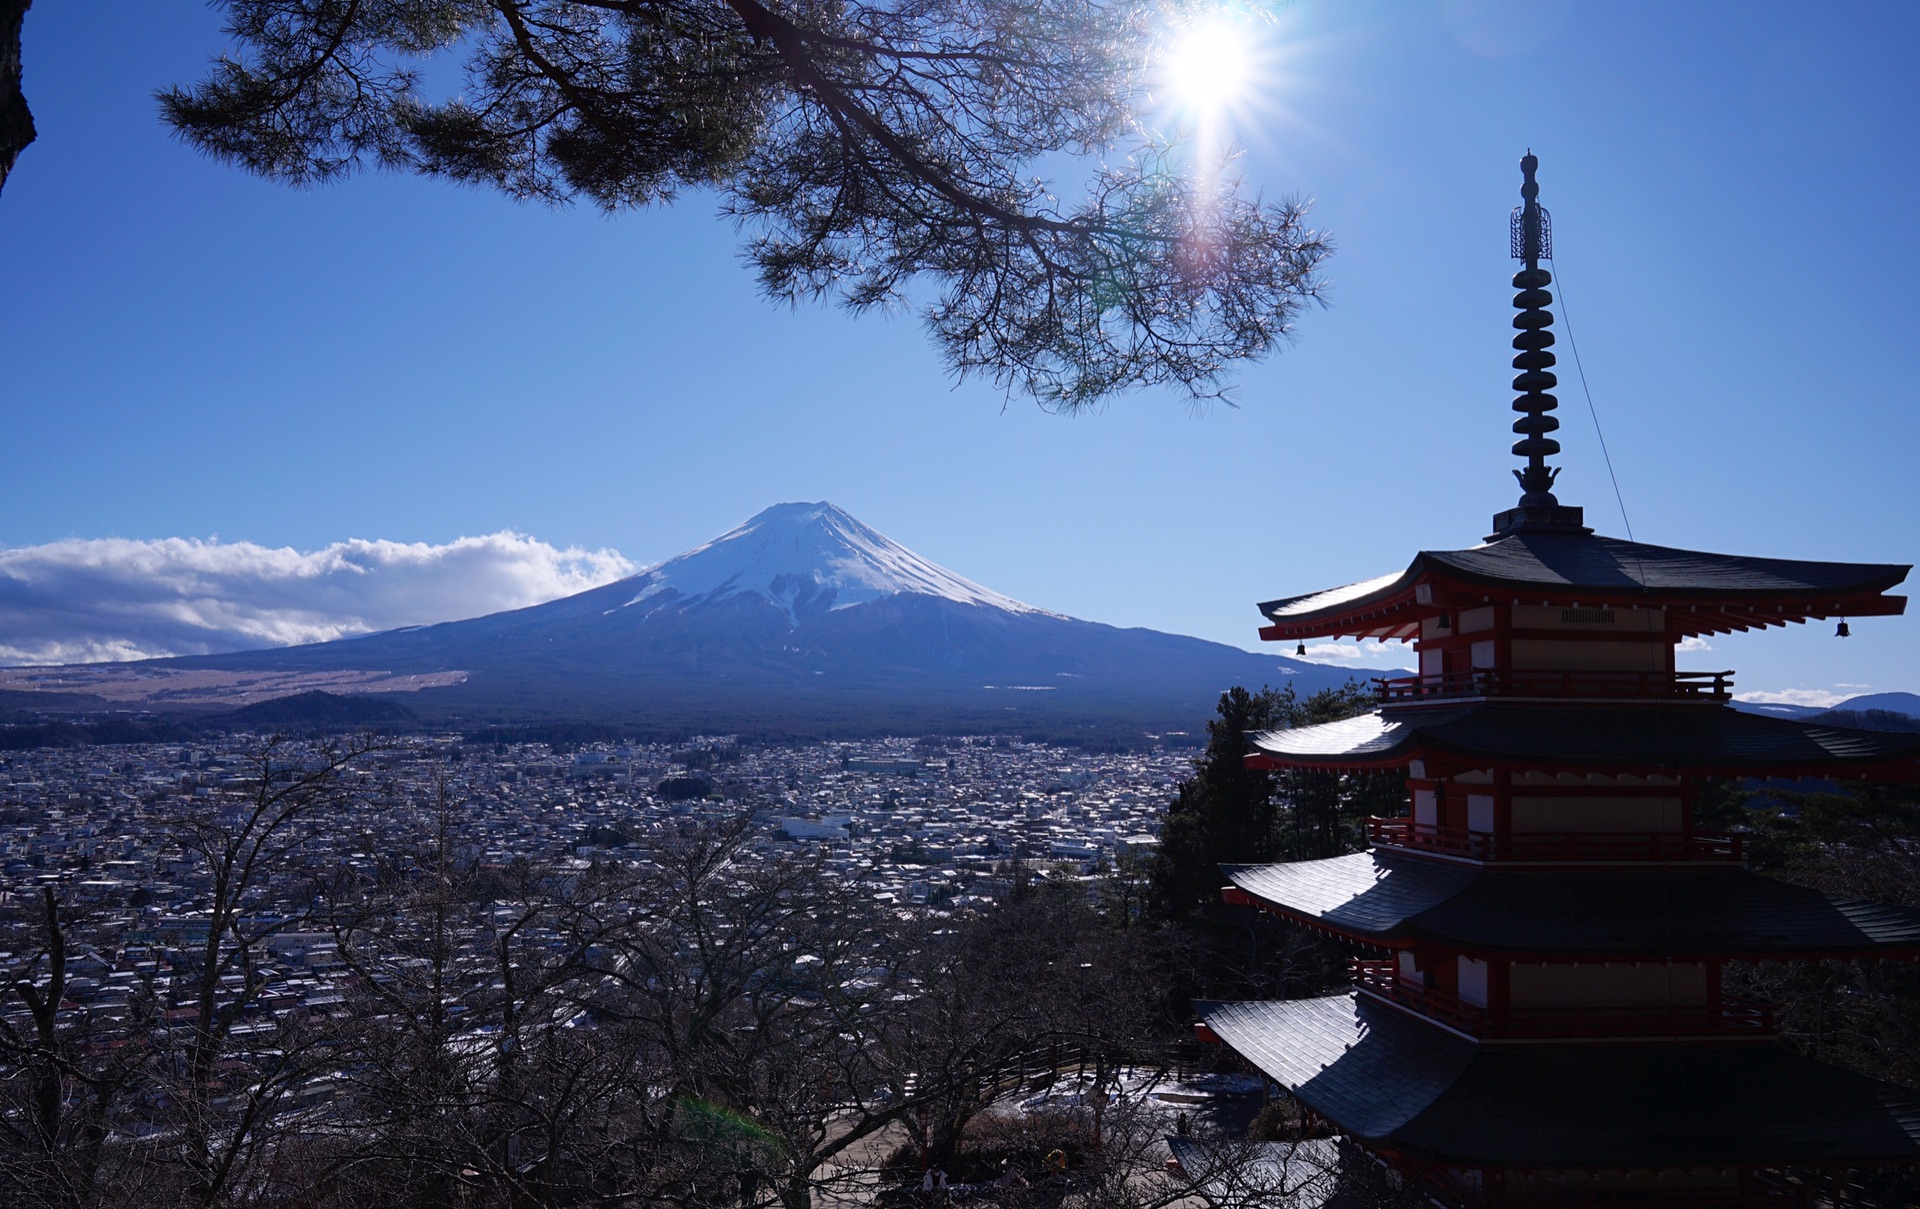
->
[1734,688,1855,709]
[1293,641,1416,671]
[1676,635,1714,652]
[0,533,635,665]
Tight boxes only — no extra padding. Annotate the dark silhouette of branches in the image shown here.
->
[0,0,30,193]
[4,772,1425,1208]
[159,0,1329,407]
[0,735,384,1208]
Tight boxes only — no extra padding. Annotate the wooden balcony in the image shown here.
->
[1367,817,1746,863]
[1374,668,1733,704]
[1350,960,1777,1040]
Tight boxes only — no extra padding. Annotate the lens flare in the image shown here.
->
[1163,20,1254,113]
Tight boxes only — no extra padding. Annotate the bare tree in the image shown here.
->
[0,888,161,1208]
[576,815,915,1208]
[154,734,383,1206]
[7,760,1428,1209]
[0,735,380,1209]
[309,787,668,1207]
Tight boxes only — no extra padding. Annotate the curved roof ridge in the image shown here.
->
[1246,704,1920,777]
[1201,994,1920,1165]
[1262,530,1909,623]
[1221,854,1920,956]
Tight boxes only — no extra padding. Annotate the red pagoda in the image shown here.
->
[1196,155,1920,1205]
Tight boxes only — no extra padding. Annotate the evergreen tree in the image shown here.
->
[1270,678,1401,863]
[1149,685,1280,918]
[1149,679,1386,918]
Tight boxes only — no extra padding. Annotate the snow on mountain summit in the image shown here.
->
[623,502,1049,622]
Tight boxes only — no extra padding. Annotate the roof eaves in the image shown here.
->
[1422,540,1912,602]
[1257,567,1420,626]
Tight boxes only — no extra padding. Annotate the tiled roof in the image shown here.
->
[1222,852,1475,937]
[1256,572,1408,622]
[1404,1043,1920,1166]
[1259,530,1908,622]
[1248,705,1920,775]
[1201,994,1920,1165]
[1195,995,1473,1138]
[1222,852,1920,956]
[1430,531,1909,596]
[1249,711,1420,763]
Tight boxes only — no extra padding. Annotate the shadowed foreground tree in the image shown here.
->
[3,770,1433,1208]
[1143,681,1398,1019]
[159,0,1329,407]
[1150,681,1386,919]
[0,0,31,192]
[1699,779,1920,1098]
[0,735,383,1209]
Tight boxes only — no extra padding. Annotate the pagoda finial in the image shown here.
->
[1512,151,1552,268]
[1509,152,1559,505]
[1489,152,1589,539]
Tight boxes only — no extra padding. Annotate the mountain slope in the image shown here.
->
[1833,692,1920,719]
[114,503,1398,732]
[1734,692,1920,723]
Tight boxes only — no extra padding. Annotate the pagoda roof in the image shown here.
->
[1221,851,1920,958]
[1199,993,1920,1167]
[1257,529,1908,641]
[1246,704,1920,778]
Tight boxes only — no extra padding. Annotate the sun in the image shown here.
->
[1162,19,1255,114]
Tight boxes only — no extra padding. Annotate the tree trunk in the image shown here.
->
[926,1109,971,1176]
[28,886,66,1154]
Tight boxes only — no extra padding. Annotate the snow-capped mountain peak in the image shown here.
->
[623,502,1050,623]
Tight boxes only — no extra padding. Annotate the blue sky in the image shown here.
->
[3,1,1918,705]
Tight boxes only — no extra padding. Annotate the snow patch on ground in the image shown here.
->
[1015,1068,1268,1115]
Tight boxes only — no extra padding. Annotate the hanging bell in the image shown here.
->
[1436,612,1453,632]
[1296,641,1308,657]
[1836,620,1851,638]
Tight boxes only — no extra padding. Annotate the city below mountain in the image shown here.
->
[6,503,1395,738]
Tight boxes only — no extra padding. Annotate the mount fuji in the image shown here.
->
[616,502,1049,624]
[53,504,1394,735]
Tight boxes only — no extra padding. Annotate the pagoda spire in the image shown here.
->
[1489,152,1589,538]
[1510,152,1559,503]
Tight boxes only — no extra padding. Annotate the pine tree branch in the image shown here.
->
[0,0,35,193]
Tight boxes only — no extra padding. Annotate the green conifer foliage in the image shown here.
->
[1149,680,1387,918]
[158,0,1329,406]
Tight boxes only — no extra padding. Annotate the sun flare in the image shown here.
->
[1162,19,1255,114]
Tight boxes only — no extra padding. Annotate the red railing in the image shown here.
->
[1351,959,1486,1033]
[1350,960,1776,1039]
[1374,668,1733,704]
[1367,817,1745,863]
